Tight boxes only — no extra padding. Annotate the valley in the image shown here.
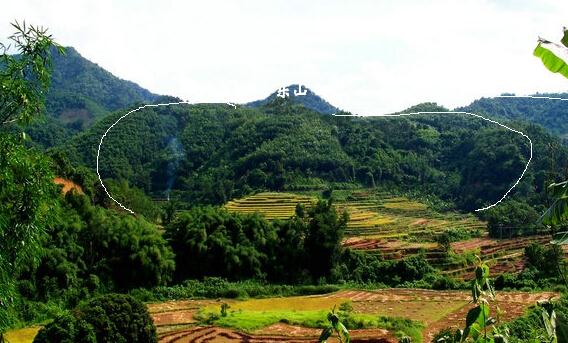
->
[3,17,568,343]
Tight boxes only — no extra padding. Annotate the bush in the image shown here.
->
[34,294,156,343]
[482,200,540,238]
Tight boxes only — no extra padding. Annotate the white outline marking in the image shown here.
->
[97,95,566,214]
[333,95,568,211]
[96,102,234,214]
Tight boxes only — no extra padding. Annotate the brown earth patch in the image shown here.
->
[54,177,83,195]
[152,289,558,343]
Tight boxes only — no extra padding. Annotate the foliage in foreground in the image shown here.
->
[436,259,509,342]
[33,294,156,343]
[0,21,62,335]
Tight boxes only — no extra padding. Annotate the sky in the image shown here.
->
[2,0,568,115]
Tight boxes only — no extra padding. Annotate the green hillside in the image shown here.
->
[21,47,159,147]
[459,93,568,140]
[55,99,568,214]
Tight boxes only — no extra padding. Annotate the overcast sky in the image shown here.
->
[2,0,568,114]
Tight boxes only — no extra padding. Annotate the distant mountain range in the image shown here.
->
[15,46,568,148]
[14,46,566,212]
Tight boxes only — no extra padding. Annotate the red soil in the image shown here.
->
[53,177,83,195]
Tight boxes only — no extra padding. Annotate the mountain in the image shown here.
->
[48,47,158,112]
[55,99,566,212]
[23,47,159,147]
[458,93,568,140]
[246,84,338,114]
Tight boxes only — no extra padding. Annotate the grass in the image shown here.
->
[200,309,331,330]
[196,308,422,341]
[4,327,41,343]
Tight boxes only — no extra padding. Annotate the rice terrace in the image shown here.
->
[225,190,560,280]
[4,5,568,343]
[149,289,559,342]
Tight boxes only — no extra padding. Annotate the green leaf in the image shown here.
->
[540,198,568,226]
[548,181,568,199]
[466,306,482,328]
[551,231,568,245]
[318,326,333,342]
[472,280,479,303]
[337,322,350,343]
[562,27,568,48]
[477,303,490,329]
[534,40,568,79]
[470,322,482,340]
[482,263,490,279]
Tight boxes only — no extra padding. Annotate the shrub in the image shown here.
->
[34,294,156,343]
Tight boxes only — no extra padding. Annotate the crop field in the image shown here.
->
[3,327,41,343]
[148,288,558,343]
[225,190,485,240]
[225,192,317,220]
[334,191,486,241]
[223,189,558,279]
[441,235,555,279]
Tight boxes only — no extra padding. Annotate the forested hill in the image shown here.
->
[49,47,158,111]
[458,93,568,140]
[56,99,568,213]
[20,46,159,147]
[246,84,338,114]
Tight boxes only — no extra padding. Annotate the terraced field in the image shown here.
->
[441,235,555,279]
[225,190,485,240]
[148,289,558,343]
[225,192,316,220]
[335,191,486,241]
[224,189,557,279]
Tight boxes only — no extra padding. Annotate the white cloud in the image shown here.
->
[2,0,568,114]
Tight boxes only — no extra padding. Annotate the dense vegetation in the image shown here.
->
[10,46,159,148]
[460,93,568,140]
[5,20,568,343]
[33,294,156,343]
[49,98,568,225]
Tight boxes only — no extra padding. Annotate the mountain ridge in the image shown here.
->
[246,84,339,114]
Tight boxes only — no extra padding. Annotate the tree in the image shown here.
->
[0,21,62,336]
[304,200,348,281]
[33,294,157,343]
[80,206,175,290]
[0,21,63,126]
